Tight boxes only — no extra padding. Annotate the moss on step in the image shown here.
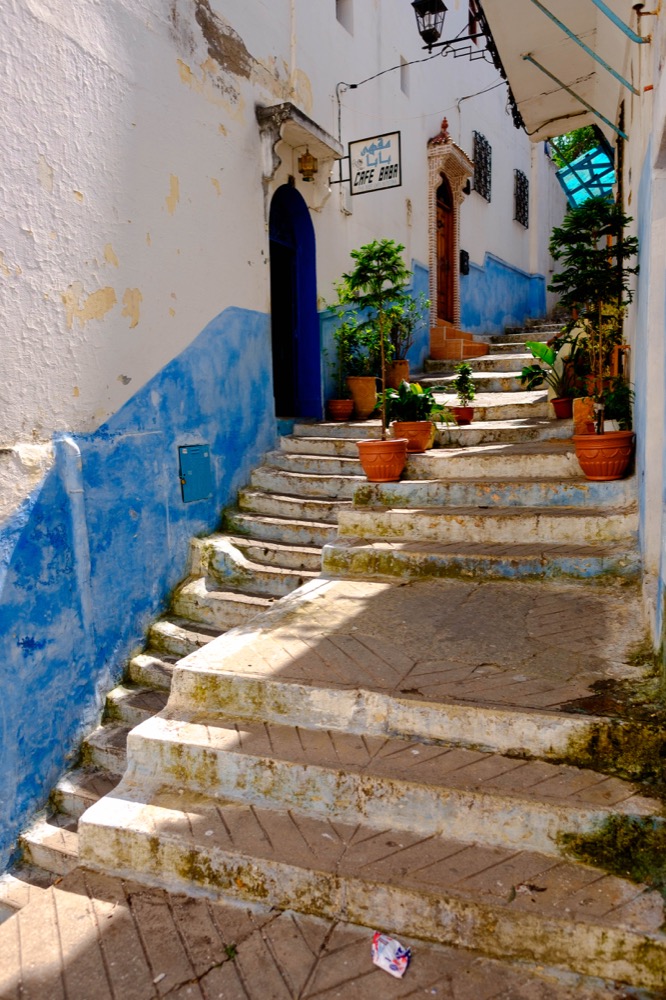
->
[559,815,666,900]
[560,718,666,789]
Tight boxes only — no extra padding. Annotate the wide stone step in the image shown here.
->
[238,488,349,524]
[421,372,526,393]
[0,867,55,924]
[323,537,640,582]
[406,439,582,480]
[79,785,666,991]
[128,649,180,690]
[52,767,121,820]
[432,390,549,422]
[125,713,659,859]
[351,477,636,510]
[262,449,362,477]
[434,418,573,446]
[292,420,383,440]
[425,353,535,374]
[190,536,319,598]
[82,724,131,775]
[221,534,321,572]
[280,434,363,459]
[20,818,79,877]
[251,466,360,499]
[493,330,554,343]
[147,618,220,659]
[105,684,169,727]
[172,576,274,629]
[225,509,337,548]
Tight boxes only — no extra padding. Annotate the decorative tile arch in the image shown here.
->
[427,118,474,327]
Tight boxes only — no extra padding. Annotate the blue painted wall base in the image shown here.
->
[0,306,276,869]
[461,253,546,335]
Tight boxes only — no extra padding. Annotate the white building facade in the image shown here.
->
[0,0,565,865]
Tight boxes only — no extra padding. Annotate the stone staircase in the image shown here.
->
[3,320,662,993]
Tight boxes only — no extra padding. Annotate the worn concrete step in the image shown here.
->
[434,418,573,447]
[200,533,321,572]
[190,536,319,598]
[431,390,549,422]
[488,340,532,354]
[19,818,79,877]
[424,353,535,374]
[323,537,640,583]
[421,372,526,393]
[146,618,219,659]
[238,488,349,524]
[128,649,179,690]
[251,466,361,499]
[406,439,582,480]
[81,724,130,775]
[292,420,383,441]
[280,434,365,459]
[261,449,362,477]
[336,505,637,546]
[105,684,169,727]
[172,576,274,629]
[351,477,636,511]
[79,785,666,991]
[0,866,56,924]
[494,330,555,343]
[225,509,337,548]
[126,713,659,859]
[52,767,121,820]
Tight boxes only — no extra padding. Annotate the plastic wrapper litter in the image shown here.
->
[371,931,411,978]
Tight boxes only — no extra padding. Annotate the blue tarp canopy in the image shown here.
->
[555,144,616,207]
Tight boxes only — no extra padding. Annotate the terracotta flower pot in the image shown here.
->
[346,376,377,420]
[357,438,408,482]
[551,397,573,419]
[327,398,354,422]
[391,420,435,453]
[450,406,474,426]
[386,359,410,390]
[573,430,635,481]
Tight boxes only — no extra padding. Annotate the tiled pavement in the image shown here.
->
[0,869,647,999]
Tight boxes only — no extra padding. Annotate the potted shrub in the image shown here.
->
[385,293,429,389]
[377,380,452,452]
[450,362,476,425]
[326,317,355,421]
[548,195,639,479]
[337,239,412,481]
[519,331,585,418]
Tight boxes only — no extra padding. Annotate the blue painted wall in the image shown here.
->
[460,252,546,335]
[321,260,430,400]
[0,306,276,868]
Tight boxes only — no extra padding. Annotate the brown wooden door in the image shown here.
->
[437,177,454,323]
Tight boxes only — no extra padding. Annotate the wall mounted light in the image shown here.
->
[412,0,448,48]
[298,148,318,182]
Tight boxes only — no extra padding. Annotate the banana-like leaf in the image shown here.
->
[525,340,556,367]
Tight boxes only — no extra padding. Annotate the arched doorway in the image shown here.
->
[268,184,321,419]
[436,176,454,323]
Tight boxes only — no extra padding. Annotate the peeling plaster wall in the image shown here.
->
[0,0,564,860]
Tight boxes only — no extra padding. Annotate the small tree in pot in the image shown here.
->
[450,362,476,425]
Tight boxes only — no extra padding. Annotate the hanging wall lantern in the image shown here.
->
[411,0,448,49]
[298,148,318,182]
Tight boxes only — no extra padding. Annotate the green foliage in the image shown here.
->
[603,375,634,430]
[452,362,476,406]
[519,333,586,399]
[550,126,597,168]
[559,815,666,897]
[385,292,429,361]
[377,380,452,424]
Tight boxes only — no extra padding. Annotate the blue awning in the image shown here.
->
[555,145,616,207]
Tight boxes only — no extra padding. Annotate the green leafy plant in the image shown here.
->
[602,375,634,431]
[452,362,476,406]
[377,380,452,424]
[547,195,639,432]
[336,239,412,437]
[385,292,429,362]
[519,333,585,399]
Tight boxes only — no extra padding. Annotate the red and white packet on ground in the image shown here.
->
[371,931,411,978]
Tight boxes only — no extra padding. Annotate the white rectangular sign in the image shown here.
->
[349,132,402,196]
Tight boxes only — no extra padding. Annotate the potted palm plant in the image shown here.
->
[450,362,476,425]
[548,195,639,480]
[337,239,412,481]
[377,380,452,452]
